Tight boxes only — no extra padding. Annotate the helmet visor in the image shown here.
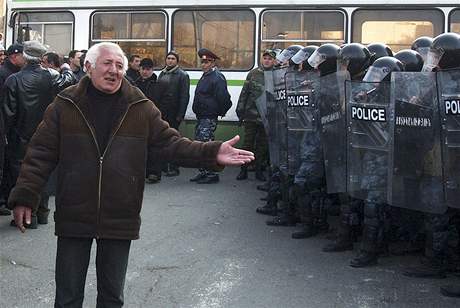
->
[291,48,310,64]
[415,46,430,62]
[307,50,326,69]
[276,49,296,63]
[363,66,390,83]
[422,48,444,72]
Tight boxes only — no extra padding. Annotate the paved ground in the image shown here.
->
[0,167,459,308]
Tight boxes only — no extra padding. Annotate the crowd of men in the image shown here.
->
[246,33,460,298]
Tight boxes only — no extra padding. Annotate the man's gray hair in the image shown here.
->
[84,42,128,73]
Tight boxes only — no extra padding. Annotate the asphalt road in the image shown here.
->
[0,167,459,308]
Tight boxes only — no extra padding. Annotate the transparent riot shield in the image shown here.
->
[346,80,392,204]
[319,71,350,193]
[264,70,280,168]
[285,70,321,176]
[437,69,460,209]
[272,67,289,174]
[388,72,445,214]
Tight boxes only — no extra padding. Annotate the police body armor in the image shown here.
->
[346,80,392,203]
[285,70,321,176]
[319,71,350,193]
[387,72,445,213]
[437,69,460,210]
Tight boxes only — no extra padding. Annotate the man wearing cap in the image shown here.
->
[235,50,274,181]
[135,57,162,184]
[191,48,232,184]
[3,40,73,228]
[156,51,190,177]
[0,43,25,216]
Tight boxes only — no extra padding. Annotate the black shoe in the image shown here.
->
[322,240,354,252]
[0,206,11,216]
[190,172,206,182]
[165,169,180,177]
[146,174,161,184]
[255,170,266,182]
[256,182,269,192]
[292,224,317,239]
[266,215,298,227]
[37,214,49,225]
[197,174,219,184]
[256,204,277,216]
[10,216,38,229]
[236,168,248,180]
[350,251,378,268]
[260,196,267,201]
[403,259,447,278]
[440,285,460,298]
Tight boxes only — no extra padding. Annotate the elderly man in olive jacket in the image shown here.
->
[8,42,253,308]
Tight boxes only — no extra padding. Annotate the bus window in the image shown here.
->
[91,11,167,68]
[449,9,460,34]
[261,10,345,51]
[14,12,74,56]
[352,9,444,52]
[173,10,255,71]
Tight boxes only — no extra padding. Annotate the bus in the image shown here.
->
[3,0,460,138]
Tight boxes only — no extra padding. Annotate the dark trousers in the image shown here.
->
[55,237,131,308]
[241,121,268,169]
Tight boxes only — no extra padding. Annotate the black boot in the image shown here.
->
[255,168,266,182]
[292,223,317,239]
[440,284,460,298]
[256,198,277,216]
[236,166,248,180]
[403,258,447,278]
[256,181,270,191]
[266,213,299,226]
[323,225,354,252]
[350,251,378,268]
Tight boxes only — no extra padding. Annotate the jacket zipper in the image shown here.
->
[57,94,147,238]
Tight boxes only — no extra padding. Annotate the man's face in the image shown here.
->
[262,55,274,69]
[130,57,141,71]
[140,66,154,79]
[166,55,178,68]
[10,53,25,68]
[201,58,214,73]
[86,48,124,94]
[71,51,82,68]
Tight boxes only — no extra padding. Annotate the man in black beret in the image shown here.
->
[191,48,232,184]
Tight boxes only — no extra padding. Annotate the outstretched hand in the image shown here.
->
[217,135,255,166]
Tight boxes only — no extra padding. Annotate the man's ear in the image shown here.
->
[84,62,92,76]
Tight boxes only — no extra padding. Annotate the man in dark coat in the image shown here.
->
[126,54,141,83]
[0,43,24,216]
[135,58,162,183]
[191,48,232,184]
[156,51,190,176]
[4,40,76,228]
[8,42,253,308]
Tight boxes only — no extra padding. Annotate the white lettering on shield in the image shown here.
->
[351,106,386,122]
[287,94,310,107]
[275,89,286,101]
[395,117,432,127]
[445,99,460,115]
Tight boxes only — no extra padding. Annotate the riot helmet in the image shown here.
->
[367,43,393,64]
[422,32,460,71]
[307,43,340,76]
[337,43,371,77]
[363,56,404,83]
[291,45,318,65]
[411,36,433,62]
[276,45,303,63]
[394,49,424,72]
